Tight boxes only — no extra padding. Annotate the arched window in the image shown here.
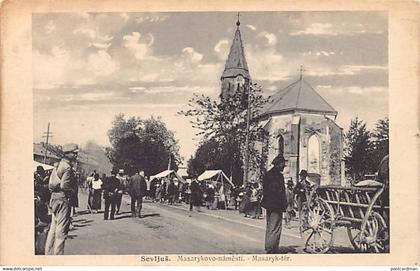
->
[307,134,320,174]
[278,134,284,157]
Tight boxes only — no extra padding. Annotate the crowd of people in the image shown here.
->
[34,142,316,255]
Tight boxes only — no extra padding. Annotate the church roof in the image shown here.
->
[221,22,250,80]
[259,77,338,118]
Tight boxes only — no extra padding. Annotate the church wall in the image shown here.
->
[264,114,296,183]
[326,118,344,185]
[298,113,343,185]
[254,113,343,186]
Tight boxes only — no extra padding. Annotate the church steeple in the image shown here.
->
[220,13,250,99]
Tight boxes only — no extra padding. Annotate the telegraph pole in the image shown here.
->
[42,122,53,164]
[243,83,252,186]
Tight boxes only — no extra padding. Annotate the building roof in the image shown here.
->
[221,23,250,80]
[33,143,60,159]
[259,77,338,118]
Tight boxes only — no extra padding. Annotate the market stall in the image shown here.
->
[197,170,234,209]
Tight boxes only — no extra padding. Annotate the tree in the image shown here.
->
[106,114,181,176]
[344,117,374,181]
[186,138,243,185]
[180,83,270,184]
[371,118,389,169]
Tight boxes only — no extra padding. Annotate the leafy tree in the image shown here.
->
[344,117,374,181]
[371,118,389,169]
[186,138,243,185]
[180,83,270,184]
[106,114,181,176]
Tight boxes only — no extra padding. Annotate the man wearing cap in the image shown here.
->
[285,179,295,228]
[45,143,78,255]
[115,169,128,214]
[261,155,288,254]
[294,169,314,225]
[103,169,119,220]
[128,169,147,218]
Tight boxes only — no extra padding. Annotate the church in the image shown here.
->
[220,18,345,186]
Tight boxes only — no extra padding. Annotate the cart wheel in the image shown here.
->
[347,211,389,253]
[301,198,335,253]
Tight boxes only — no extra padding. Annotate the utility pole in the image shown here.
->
[42,122,53,164]
[243,83,252,187]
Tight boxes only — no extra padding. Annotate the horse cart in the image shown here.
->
[300,156,389,253]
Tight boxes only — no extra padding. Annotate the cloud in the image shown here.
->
[123,32,154,60]
[246,24,256,31]
[246,45,287,81]
[345,86,387,94]
[302,51,336,57]
[339,65,387,75]
[44,20,56,34]
[290,21,385,36]
[89,42,112,49]
[180,47,203,63]
[290,23,337,36]
[33,46,83,89]
[142,86,200,94]
[73,27,96,39]
[135,14,168,24]
[214,39,229,60]
[258,31,277,46]
[306,65,387,77]
[87,50,119,76]
[120,13,130,22]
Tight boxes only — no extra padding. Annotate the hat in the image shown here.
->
[62,143,79,153]
[287,179,294,186]
[299,170,308,177]
[271,155,287,165]
[118,169,124,174]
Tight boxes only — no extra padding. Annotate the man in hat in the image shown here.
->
[261,155,288,254]
[294,169,314,225]
[128,169,147,218]
[115,169,128,214]
[103,169,119,220]
[284,179,295,228]
[45,143,78,255]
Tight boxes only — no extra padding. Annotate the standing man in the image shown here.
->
[129,170,147,218]
[45,143,79,255]
[261,155,288,254]
[103,170,119,220]
[189,178,202,212]
[115,169,128,214]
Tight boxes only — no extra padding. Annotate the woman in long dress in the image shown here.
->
[89,173,103,213]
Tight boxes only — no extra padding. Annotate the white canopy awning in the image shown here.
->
[150,169,186,183]
[151,169,173,179]
[197,170,234,187]
[33,160,54,171]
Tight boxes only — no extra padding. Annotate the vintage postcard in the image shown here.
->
[0,0,419,267]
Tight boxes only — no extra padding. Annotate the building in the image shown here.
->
[220,17,344,186]
[33,143,60,165]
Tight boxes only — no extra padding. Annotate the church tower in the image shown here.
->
[220,16,251,100]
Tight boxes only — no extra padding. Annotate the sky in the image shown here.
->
[33,11,388,163]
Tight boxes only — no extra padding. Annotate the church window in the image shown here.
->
[308,134,320,174]
[278,134,284,157]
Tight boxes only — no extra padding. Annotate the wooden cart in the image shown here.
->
[299,157,389,253]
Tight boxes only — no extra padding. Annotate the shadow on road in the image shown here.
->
[142,213,160,218]
[114,215,133,220]
[277,246,299,254]
[68,234,78,239]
